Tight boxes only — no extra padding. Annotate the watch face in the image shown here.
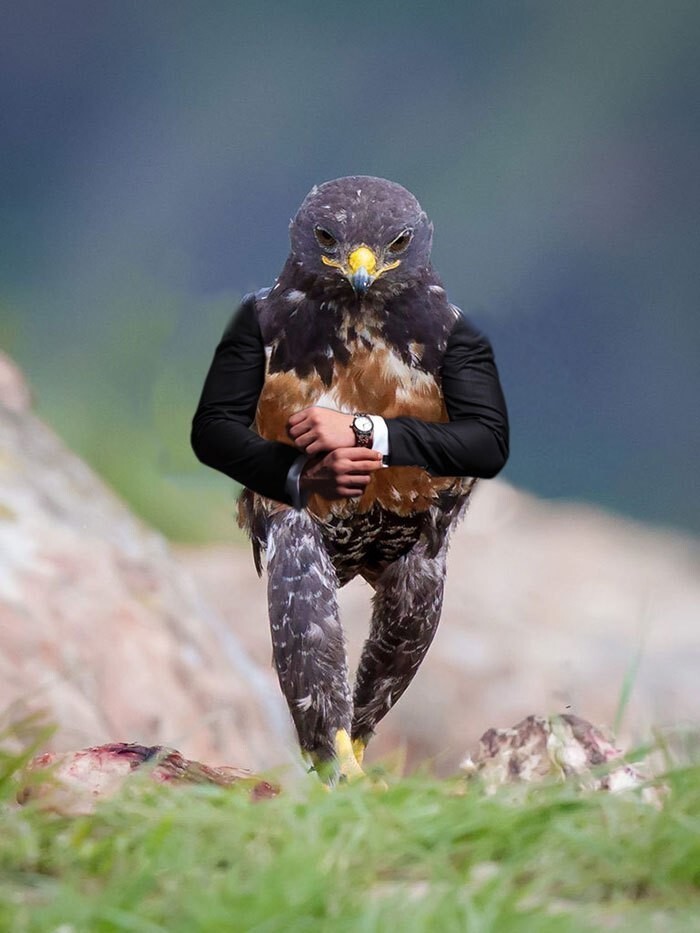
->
[354,415,373,433]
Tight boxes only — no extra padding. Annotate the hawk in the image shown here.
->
[192,176,508,781]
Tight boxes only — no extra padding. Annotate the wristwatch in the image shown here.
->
[351,413,374,448]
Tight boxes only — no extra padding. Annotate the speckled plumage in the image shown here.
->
[238,176,476,768]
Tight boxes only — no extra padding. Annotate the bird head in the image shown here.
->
[288,176,433,296]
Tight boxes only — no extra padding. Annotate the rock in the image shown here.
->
[0,351,32,413]
[460,713,653,797]
[0,357,292,771]
[19,743,278,815]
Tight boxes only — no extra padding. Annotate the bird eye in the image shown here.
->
[314,226,338,250]
[387,229,413,254]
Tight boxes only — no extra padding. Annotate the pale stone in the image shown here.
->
[0,360,293,771]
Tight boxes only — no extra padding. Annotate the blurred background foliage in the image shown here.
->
[1,1,698,541]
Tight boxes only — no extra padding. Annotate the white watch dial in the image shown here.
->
[354,416,373,432]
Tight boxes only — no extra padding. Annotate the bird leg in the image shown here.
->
[266,510,361,780]
[351,540,447,751]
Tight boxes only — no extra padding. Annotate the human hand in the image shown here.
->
[287,406,355,455]
[300,447,383,499]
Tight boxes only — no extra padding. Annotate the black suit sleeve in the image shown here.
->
[190,296,300,503]
[386,311,509,478]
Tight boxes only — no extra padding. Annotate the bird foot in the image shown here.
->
[337,731,388,790]
[335,729,366,783]
[307,730,387,789]
[351,736,366,765]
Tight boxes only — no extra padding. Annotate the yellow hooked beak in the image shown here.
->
[346,246,376,294]
[322,245,401,294]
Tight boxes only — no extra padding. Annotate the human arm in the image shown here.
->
[190,295,301,503]
[191,297,383,503]
[385,310,509,478]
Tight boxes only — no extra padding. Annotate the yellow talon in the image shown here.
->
[352,737,366,765]
[335,729,366,782]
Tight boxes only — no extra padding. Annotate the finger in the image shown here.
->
[288,413,314,433]
[338,474,371,486]
[287,425,313,444]
[288,420,311,439]
[289,427,314,447]
[339,459,383,474]
[338,486,367,498]
[305,440,328,456]
[335,447,384,462]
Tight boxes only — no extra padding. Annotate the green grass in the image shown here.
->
[2,727,699,932]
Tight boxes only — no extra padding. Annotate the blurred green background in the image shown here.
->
[1,1,698,541]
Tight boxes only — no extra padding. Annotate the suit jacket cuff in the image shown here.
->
[285,453,310,509]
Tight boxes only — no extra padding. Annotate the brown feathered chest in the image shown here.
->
[239,283,474,531]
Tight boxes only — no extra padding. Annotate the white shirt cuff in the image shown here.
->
[285,454,309,509]
[371,415,390,463]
